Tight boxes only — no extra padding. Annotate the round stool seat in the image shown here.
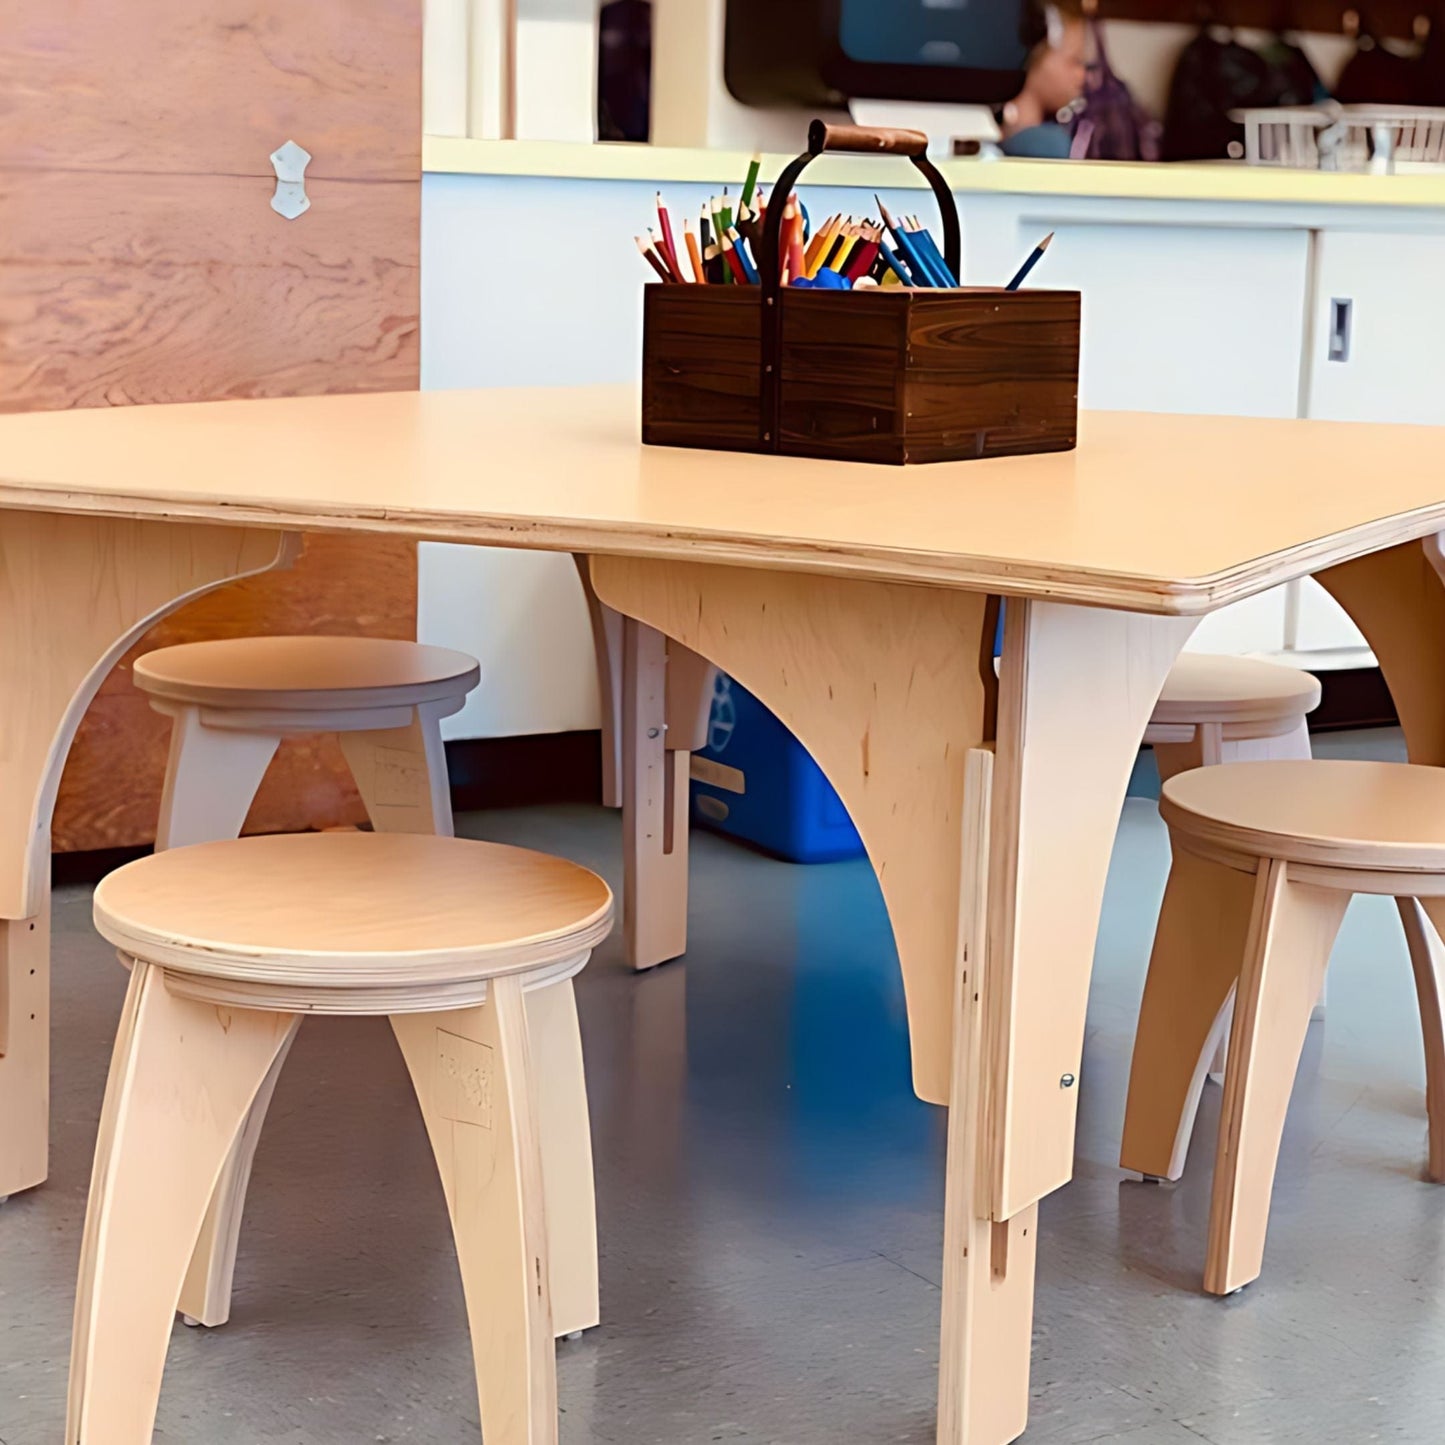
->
[134,636,481,712]
[1162,759,1445,875]
[1151,654,1321,731]
[94,832,613,994]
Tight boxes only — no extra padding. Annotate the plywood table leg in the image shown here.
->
[939,750,1036,1445]
[988,599,1197,1217]
[621,619,690,971]
[0,906,51,1201]
[574,555,625,810]
[0,514,290,1201]
[589,560,1193,1441]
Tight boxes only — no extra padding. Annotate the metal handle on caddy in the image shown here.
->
[757,119,963,449]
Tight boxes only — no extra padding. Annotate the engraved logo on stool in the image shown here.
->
[435,1029,494,1129]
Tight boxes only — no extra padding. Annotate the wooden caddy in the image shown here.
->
[642,121,1080,466]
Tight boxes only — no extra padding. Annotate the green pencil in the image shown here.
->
[741,153,762,209]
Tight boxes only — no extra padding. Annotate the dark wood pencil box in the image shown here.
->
[642,284,1080,465]
[640,120,1081,466]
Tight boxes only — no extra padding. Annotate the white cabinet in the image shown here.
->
[1306,231,1445,425]
[1291,230,1445,663]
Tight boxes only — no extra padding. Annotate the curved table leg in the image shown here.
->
[590,556,1194,1442]
[0,514,291,1201]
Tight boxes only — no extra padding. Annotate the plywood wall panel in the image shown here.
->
[0,172,419,412]
[0,0,420,179]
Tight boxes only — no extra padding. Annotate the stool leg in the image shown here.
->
[178,1020,301,1326]
[1205,861,1348,1296]
[392,977,557,1445]
[1404,898,1445,1183]
[526,980,598,1338]
[67,964,295,1444]
[161,708,285,1329]
[339,700,454,836]
[1121,845,1255,1181]
[154,707,280,850]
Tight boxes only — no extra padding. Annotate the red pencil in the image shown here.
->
[635,235,675,283]
[648,228,685,283]
[846,226,881,282]
[656,191,680,276]
[719,231,750,285]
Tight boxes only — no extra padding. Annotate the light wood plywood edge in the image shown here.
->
[3,391,1445,615]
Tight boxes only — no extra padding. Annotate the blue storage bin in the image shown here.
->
[690,674,865,864]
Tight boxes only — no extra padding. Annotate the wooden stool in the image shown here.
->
[134,636,482,846]
[1145,653,1322,785]
[130,635,490,1331]
[1146,653,1327,1080]
[70,831,611,1445]
[1121,760,1445,1296]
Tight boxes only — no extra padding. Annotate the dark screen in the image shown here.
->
[839,0,1028,72]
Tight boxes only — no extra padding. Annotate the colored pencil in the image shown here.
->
[684,222,706,284]
[907,220,958,287]
[727,227,759,284]
[656,192,680,274]
[785,201,806,286]
[648,228,685,283]
[1007,232,1054,290]
[719,230,750,285]
[826,227,860,273]
[878,242,914,286]
[878,196,940,286]
[636,236,675,283]
[741,153,762,209]
[719,187,733,233]
[845,227,881,282]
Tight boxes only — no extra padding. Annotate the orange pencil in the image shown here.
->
[785,201,806,285]
[684,222,707,284]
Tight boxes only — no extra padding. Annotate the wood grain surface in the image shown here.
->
[3,0,423,853]
[642,287,1079,464]
[0,172,418,413]
[0,0,420,178]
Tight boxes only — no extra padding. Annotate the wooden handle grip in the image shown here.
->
[808,121,929,158]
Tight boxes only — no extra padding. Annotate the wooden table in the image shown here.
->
[3,386,1445,1442]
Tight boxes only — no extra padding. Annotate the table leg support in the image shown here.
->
[940,750,1036,1445]
[0,514,291,1198]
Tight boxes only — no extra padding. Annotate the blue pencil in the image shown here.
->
[876,195,936,287]
[878,243,914,286]
[727,227,758,285]
[1007,232,1055,290]
[909,223,958,287]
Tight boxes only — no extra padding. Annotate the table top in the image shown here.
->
[0,385,1442,614]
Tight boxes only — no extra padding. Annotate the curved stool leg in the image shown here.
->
[526,979,598,1339]
[1404,898,1445,1183]
[1121,845,1255,1181]
[178,1021,301,1327]
[339,701,454,836]
[1206,861,1349,1296]
[181,701,457,1327]
[392,977,558,1445]
[67,963,295,1444]
[154,707,280,850]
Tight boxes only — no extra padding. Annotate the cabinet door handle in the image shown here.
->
[1328,297,1352,363]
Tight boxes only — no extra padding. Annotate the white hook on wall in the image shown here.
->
[269,140,312,221]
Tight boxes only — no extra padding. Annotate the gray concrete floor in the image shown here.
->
[4,730,1445,1442]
